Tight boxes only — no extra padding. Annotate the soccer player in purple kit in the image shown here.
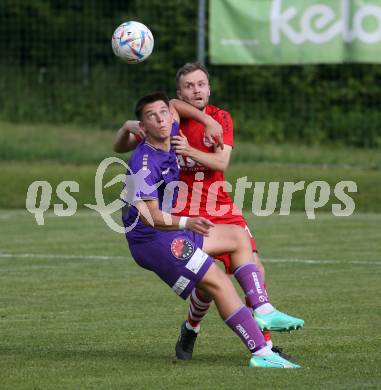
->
[122,92,303,368]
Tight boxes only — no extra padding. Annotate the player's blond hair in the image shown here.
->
[175,63,210,89]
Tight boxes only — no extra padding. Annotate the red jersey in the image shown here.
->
[175,104,242,223]
[134,104,257,273]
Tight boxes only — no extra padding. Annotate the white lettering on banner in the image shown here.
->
[271,0,381,45]
[221,38,258,46]
[185,248,209,274]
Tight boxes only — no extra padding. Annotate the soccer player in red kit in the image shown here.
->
[113,63,301,363]
[170,63,280,360]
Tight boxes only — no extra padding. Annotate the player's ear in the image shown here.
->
[176,89,182,99]
[208,88,211,97]
[139,121,145,131]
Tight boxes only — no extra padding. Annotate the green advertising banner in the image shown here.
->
[210,0,381,64]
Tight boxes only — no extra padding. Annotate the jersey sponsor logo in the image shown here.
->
[172,276,191,295]
[161,167,170,175]
[185,248,209,274]
[177,155,204,169]
[171,238,195,260]
[175,156,181,169]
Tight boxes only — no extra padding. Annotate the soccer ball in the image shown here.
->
[111,21,154,64]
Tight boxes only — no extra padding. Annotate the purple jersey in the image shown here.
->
[121,120,214,300]
[122,121,180,244]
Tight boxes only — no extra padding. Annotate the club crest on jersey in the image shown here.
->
[171,238,194,260]
[203,134,214,147]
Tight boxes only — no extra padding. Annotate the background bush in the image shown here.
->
[1,0,381,147]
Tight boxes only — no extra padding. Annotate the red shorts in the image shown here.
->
[209,215,257,274]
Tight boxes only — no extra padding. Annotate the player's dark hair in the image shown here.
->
[175,62,210,89]
[134,92,170,119]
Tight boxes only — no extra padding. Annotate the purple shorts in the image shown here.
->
[128,231,214,299]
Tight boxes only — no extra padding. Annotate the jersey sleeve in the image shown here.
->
[216,110,234,148]
[171,120,180,136]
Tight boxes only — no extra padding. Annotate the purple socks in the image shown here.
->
[224,305,267,353]
[234,263,269,309]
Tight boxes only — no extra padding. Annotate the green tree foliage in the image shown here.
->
[0,0,380,147]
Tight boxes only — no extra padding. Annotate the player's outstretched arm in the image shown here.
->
[170,99,224,149]
[171,130,232,171]
[136,199,214,236]
[113,120,144,153]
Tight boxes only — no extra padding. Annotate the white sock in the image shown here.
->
[253,345,273,356]
[266,339,273,349]
[185,321,200,333]
[254,303,275,315]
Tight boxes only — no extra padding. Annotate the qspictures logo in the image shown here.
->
[25,157,358,234]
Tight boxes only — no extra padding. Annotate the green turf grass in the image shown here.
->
[0,210,380,389]
[1,121,380,167]
[1,120,380,213]
[1,160,381,213]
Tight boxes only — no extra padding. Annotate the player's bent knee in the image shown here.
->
[230,225,251,248]
[198,263,231,297]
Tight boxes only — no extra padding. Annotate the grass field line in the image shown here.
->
[0,252,380,266]
[265,258,381,266]
[0,252,126,261]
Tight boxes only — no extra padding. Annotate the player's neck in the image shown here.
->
[145,136,170,152]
